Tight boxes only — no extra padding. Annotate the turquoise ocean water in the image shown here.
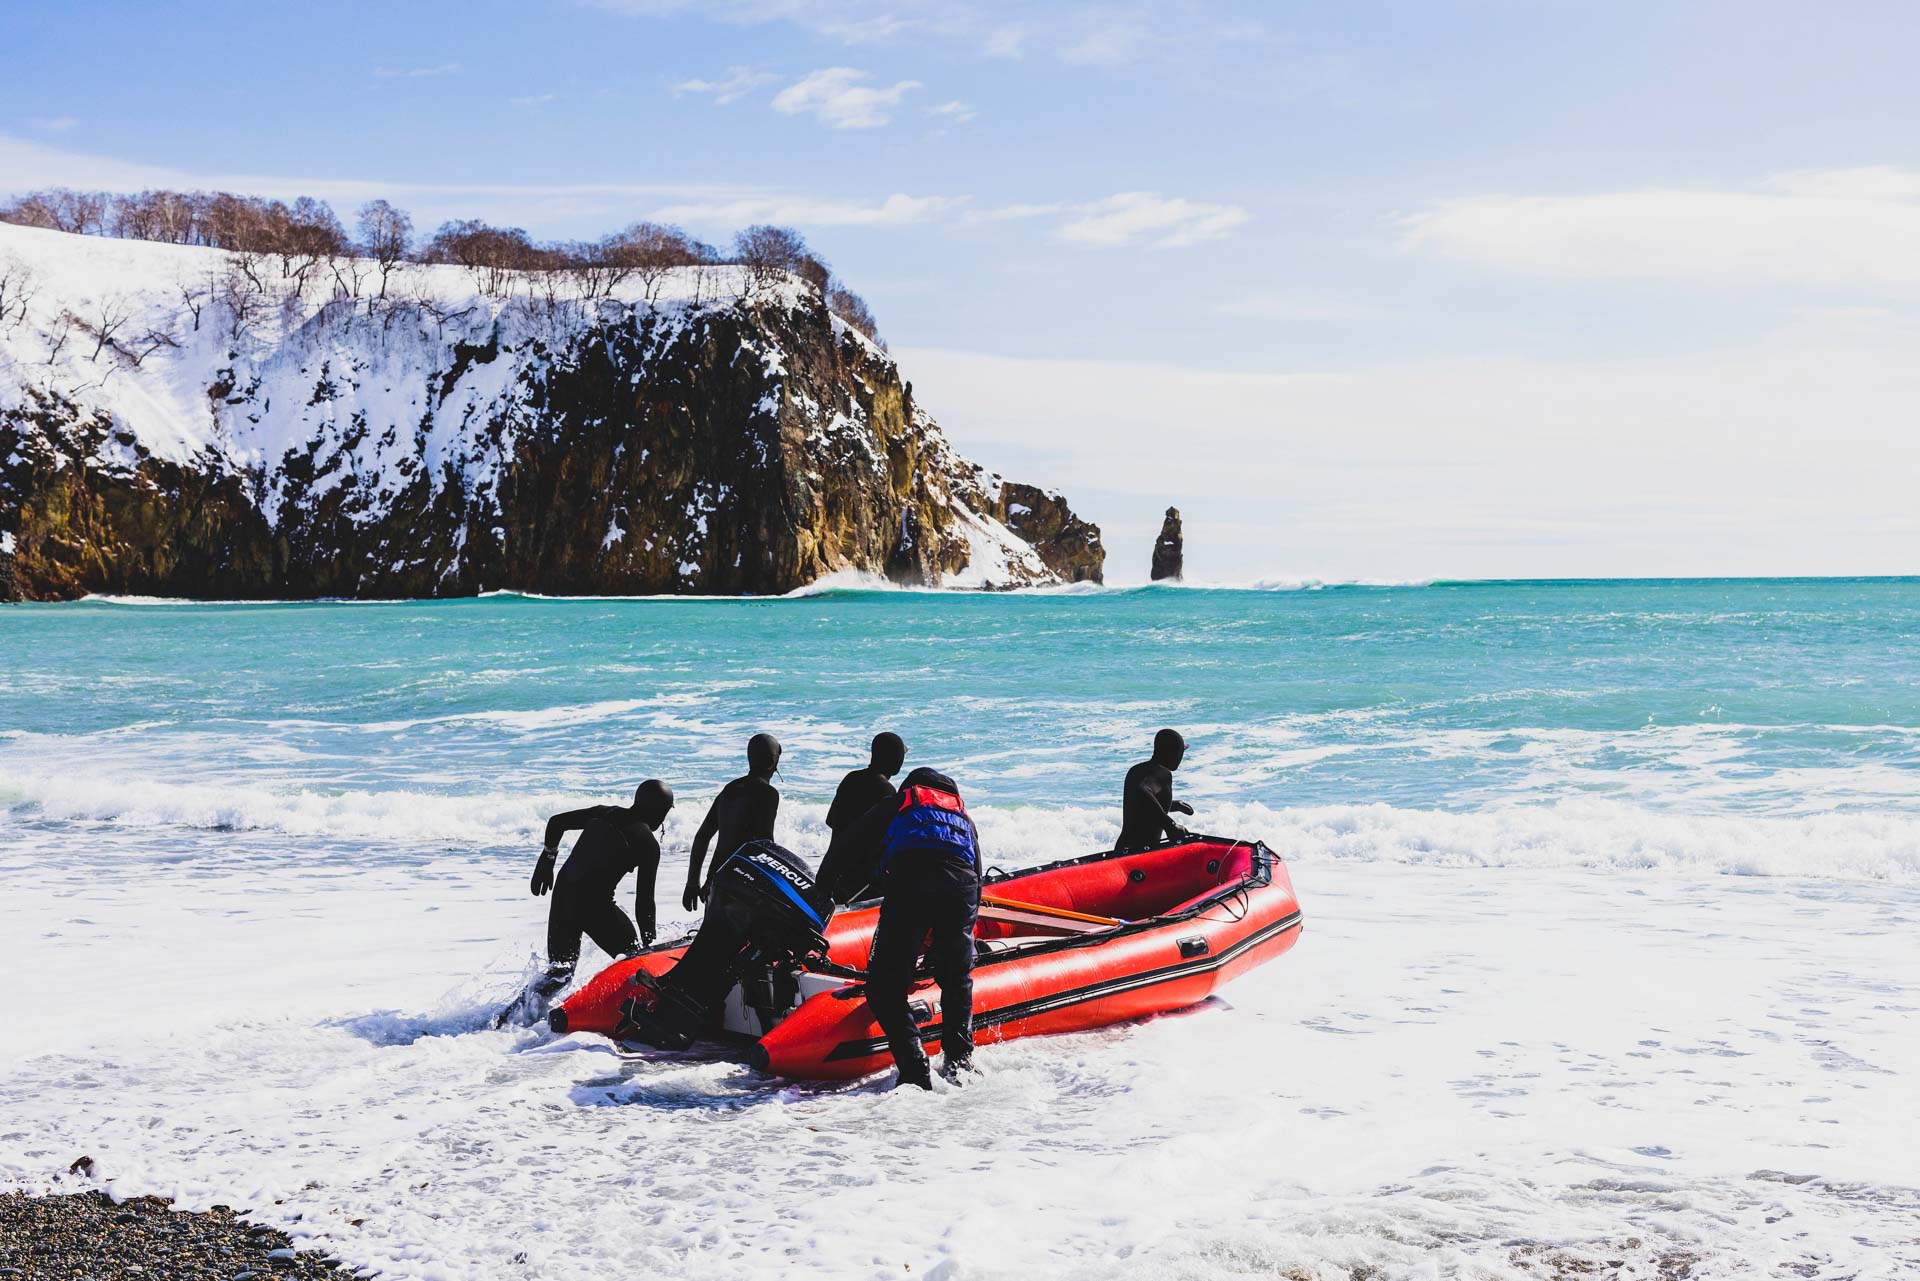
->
[3,579,1916,842]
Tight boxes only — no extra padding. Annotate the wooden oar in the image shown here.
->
[979,895,1123,935]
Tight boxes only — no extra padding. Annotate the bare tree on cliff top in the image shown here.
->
[112,190,205,244]
[424,219,542,297]
[4,187,902,351]
[269,196,349,291]
[0,188,111,235]
[733,225,823,303]
[602,222,708,303]
[201,192,271,251]
[109,191,165,242]
[828,285,882,345]
[357,200,412,299]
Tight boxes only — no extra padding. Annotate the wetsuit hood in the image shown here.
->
[632,779,674,828]
[870,732,906,777]
[1153,728,1187,770]
[900,766,959,798]
[747,732,782,777]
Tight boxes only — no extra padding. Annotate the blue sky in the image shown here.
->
[5,1,1918,580]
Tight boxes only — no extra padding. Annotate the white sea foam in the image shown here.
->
[1125,575,1440,592]
[78,594,301,606]
[780,570,912,597]
[8,760,1920,884]
[356,697,668,734]
[77,593,418,607]
[2,857,1914,1280]
[0,772,549,844]
[63,575,1451,606]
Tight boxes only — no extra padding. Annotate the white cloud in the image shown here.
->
[1402,167,1920,290]
[581,1,1267,68]
[651,191,964,228]
[1055,191,1251,249]
[927,99,977,124]
[984,25,1025,58]
[1060,16,1150,68]
[897,340,1920,582]
[1766,165,1920,202]
[1215,295,1373,322]
[508,93,558,107]
[30,116,79,133]
[966,202,1064,223]
[962,194,1252,246]
[373,63,462,79]
[0,133,188,194]
[587,0,973,47]
[771,68,921,129]
[672,66,778,105]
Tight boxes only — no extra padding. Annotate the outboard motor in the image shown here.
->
[620,840,830,1049]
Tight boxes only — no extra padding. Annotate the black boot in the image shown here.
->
[496,964,572,1029]
[894,1047,934,1090]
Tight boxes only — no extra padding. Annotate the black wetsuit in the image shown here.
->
[815,766,898,904]
[864,768,982,1086]
[544,806,663,967]
[1116,759,1183,853]
[686,775,779,902]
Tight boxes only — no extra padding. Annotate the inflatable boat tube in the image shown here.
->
[551,835,1303,1081]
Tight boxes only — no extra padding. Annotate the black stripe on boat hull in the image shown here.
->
[817,909,1303,1063]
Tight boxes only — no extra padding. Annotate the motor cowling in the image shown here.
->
[709,839,830,965]
[619,840,829,1049]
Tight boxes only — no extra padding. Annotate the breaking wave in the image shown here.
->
[6,768,1917,883]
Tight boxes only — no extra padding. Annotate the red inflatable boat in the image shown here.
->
[550,835,1303,1080]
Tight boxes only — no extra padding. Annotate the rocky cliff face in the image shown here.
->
[0,225,1103,601]
[1151,506,1184,581]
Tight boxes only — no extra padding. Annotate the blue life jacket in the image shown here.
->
[883,784,980,873]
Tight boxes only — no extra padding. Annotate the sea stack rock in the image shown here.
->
[1151,507,1184,581]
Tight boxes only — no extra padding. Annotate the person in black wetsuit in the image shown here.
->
[497,779,674,1026]
[814,731,906,905]
[1115,728,1194,853]
[683,733,782,912]
[863,767,982,1089]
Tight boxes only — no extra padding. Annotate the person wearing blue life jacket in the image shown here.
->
[861,766,983,1089]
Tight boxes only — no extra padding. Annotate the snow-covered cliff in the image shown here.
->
[0,224,1103,600]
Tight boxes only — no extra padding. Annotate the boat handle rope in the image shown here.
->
[1194,841,1253,923]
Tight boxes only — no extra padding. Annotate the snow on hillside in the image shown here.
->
[943,502,1053,588]
[0,222,1048,588]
